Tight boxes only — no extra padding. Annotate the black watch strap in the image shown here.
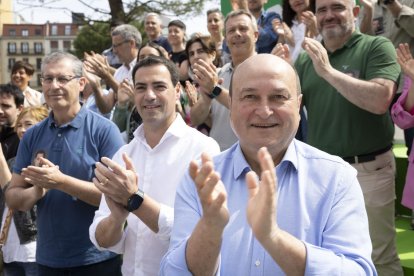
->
[125,189,145,212]
[208,85,223,99]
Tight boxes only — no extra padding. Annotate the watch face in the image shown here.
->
[127,191,144,212]
[212,86,222,97]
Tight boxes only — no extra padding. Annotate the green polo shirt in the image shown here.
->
[295,31,400,157]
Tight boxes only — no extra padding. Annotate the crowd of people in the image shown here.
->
[0,0,413,275]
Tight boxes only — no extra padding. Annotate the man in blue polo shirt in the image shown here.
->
[6,51,124,275]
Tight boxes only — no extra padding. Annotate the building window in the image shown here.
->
[35,28,42,36]
[8,43,16,54]
[8,29,16,36]
[36,58,42,70]
[8,59,16,70]
[37,74,42,86]
[22,29,29,36]
[51,25,58,35]
[21,42,29,54]
[23,58,29,63]
[50,40,58,50]
[63,41,71,50]
[65,25,71,35]
[34,42,43,54]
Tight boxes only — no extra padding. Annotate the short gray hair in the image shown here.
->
[112,24,142,48]
[41,51,83,77]
[224,9,258,35]
[145,13,162,24]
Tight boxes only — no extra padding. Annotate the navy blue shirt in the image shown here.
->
[257,10,281,53]
[153,35,172,53]
[13,106,124,268]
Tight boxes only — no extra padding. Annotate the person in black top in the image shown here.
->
[0,84,24,162]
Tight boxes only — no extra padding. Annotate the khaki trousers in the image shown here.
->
[352,150,403,276]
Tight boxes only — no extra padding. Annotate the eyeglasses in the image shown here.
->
[41,75,80,86]
[112,40,129,48]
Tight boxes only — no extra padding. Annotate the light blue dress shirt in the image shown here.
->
[160,139,376,275]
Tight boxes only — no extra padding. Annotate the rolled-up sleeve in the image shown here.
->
[157,204,174,241]
[159,172,202,275]
[89,196,127,254]
[391,78,414,129]
[304,166,377,275]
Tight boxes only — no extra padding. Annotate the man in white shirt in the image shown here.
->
[89,56,220,276]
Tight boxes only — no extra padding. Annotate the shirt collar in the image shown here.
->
[48,105,87,129]
[134,114,187,146]
[323,30,362,53]
[232,140,299,180]
[124,59,137,70]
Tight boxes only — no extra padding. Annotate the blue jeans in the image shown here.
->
[37,255,122,276]
[4,261,38,276]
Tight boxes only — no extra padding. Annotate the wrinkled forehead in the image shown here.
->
[232,62,299,96]
[315,0,354,8]
[145,15,160,25]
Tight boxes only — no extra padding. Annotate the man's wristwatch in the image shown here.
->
[382,0,395,5]
[125,189,145,212]
[207,85,223,99]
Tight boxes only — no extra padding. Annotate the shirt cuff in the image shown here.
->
[157,204,174,241]
[89,212,127,254]
[304,242,375,275]
[160,239,193,276]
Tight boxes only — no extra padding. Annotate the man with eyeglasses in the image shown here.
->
[6,51,125,275]
[84,24,142,138]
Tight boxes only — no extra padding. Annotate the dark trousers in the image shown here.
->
[4,261,38,276]
[37,256,122,276]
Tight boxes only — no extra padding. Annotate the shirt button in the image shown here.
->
[255,260,261,267]
[58,133,61,137]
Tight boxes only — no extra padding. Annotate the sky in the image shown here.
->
[12,0,220,36]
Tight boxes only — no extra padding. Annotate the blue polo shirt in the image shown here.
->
[13,106,124,268]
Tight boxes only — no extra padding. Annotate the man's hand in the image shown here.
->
[303,37,334,76]
[273,19,294,46]
[246,147,279,243]
[105,194,129,223]
[84,51,114,80]
[21,157,64,191]
[184,81,198,107]
[189,152,229,229]
[117,79,134,107]
[83,65,102,93]
[192,59,219,96]
[93,153,138,207]
[302,11,318,38]
[271,43,292,64]
[396,43,414,80]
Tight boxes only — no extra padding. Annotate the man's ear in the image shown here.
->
[17,104,24,113]
[78,77,87,92]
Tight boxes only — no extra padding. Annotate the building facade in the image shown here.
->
[0,22,80,89]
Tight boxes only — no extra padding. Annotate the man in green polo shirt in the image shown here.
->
[295,0,402,274]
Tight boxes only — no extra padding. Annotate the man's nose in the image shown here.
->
[144,88,157,100]
[256,104,273,118]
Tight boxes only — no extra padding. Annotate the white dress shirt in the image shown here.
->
[89,115,220,276]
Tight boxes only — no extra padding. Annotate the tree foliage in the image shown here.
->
[71,0,207,58]
[72,22,112,58]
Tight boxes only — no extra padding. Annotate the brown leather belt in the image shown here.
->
[342,145,392,164]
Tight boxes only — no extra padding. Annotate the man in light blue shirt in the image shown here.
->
[160,54,376,275]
